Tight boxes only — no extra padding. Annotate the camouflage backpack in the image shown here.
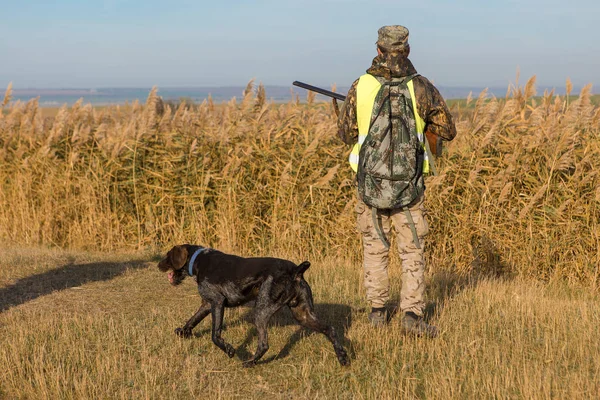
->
[357,74,425,210]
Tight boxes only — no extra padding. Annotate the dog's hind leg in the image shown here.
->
[243,277,283,367]
[210,299,236,358]
[175,300,211,338]
[242,303,281,368]
[289,284,350,366]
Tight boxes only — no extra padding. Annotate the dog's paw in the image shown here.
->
[175,327,192,338]
[337,349,350,366]
[242,360,256,368]
[225,344,235,358]
[338,354,351,367]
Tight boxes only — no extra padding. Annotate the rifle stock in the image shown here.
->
[425,130,443,157]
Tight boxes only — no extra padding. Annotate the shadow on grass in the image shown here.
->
[422,233,515,321]
[236,303,353,364]
[186,303,353,365]
[0,258,152,313]
[380,233,515,322]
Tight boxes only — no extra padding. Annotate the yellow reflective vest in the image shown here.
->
[349,74,430,174]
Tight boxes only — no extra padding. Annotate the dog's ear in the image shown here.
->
[158,246,188,271]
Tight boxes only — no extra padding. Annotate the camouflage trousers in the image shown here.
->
[356,194,429,316]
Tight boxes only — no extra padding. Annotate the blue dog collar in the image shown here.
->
[188,247,207,276]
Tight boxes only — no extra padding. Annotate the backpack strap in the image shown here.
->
[379,73,419,87]
[372,208,390,249]
[371,207,421,250]
[403,209,421,249]
[405,75,438,176]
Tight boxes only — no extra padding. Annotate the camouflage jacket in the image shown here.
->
[337,53,457,145]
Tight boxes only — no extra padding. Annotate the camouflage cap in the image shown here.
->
[376,25,409,52]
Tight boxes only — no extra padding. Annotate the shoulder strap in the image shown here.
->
[381,73,420,87]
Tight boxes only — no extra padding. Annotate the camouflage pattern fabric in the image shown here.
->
[337,54,457,147]
[356,74,424,209]
[338,26,457,314]
[356,194,428,314]
[376,25,410,54]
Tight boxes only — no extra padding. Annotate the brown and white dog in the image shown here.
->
[157,244,349,367]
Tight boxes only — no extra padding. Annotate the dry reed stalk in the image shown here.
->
[2,82,12,108]
[255,83,266,112]
[307,90,316,105]
[524,75,537,101]
[566,77,573,108]
[519,184,549,219]
[0,77,598,282]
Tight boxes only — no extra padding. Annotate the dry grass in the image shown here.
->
[1,247,599,399]
[0,78,599,397]
[1,79,599,284]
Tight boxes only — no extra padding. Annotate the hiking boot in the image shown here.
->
[401,312,438,338]
[368,309,388,327]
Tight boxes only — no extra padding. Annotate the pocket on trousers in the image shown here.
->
[355,201,371,234]
[355,201,366,215]
[415,210,429,238]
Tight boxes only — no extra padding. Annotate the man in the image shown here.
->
[337,25,456,336]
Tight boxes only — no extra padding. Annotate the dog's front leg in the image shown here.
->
[176,301,211,338]
[210,300,235,358]
[243,278,282,368]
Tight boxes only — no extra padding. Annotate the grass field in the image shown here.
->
[1,247,599,399]
[1,77,599,398]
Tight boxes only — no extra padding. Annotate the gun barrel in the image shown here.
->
[292,81,346,101]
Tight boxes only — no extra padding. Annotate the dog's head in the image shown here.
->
[158,245,189,286]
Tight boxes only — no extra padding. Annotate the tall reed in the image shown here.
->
[1,79,598,283]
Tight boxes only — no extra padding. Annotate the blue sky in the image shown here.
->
[1,0,598,90]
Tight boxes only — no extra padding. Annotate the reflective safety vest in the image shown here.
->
[348,74,430,174]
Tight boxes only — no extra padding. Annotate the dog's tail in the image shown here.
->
[294,261,311,280]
